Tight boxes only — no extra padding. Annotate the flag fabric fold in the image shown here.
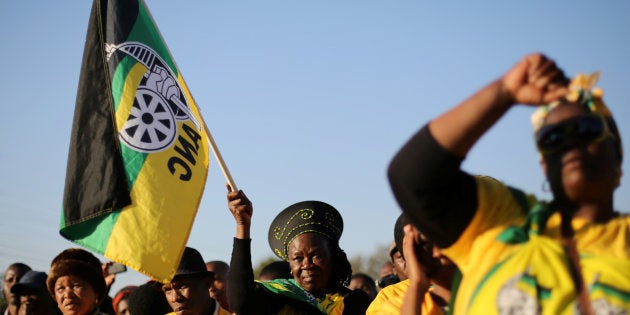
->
[61,0,210,283]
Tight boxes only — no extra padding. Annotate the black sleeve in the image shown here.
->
[227,238,270,314]
[387,125,478,248]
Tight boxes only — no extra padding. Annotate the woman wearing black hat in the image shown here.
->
[226,188,370,315]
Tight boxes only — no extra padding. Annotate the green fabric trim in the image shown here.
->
[110,56,138,111]
[59,210,121,254]
[257,279,330,314]
[467,258,507,309]
[592,282,630,302]
[127,3,177,77]
[446,268,462,315]
[120,144,147,189]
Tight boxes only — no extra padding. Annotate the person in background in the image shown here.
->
[161,247,216,315]
[98,263,117,315]
[46,248,108,315]
[388,53,629,313]
[10,271,59,315]
[2,263,32,315]
[226,187,370,314]
[378,260,394,280]
[111,286,136,315]
[204,261,231,315]
[367,213,456,315]
[389,243,407,283]
[126,281,171,315]
[257,261,291,282]
[348,273,377,302]
[399,223,457,315]
[375,258,399,292]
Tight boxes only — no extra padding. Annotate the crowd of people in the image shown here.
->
[2,53,629,314]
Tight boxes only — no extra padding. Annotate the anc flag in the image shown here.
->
[61,0,209,282]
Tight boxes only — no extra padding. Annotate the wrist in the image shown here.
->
[495,78,516,109]
[236,224,250,239]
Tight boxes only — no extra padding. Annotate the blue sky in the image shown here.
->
[1,1,629,294]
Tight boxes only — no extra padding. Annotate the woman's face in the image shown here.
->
[116,298,130,315]
[287,233,333,294]
[54,275,98,315]
[541,104,620,203]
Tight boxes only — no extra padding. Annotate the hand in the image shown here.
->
[501,53,569,106]
[101,262,116,292]
[402,224,430,292]
[227,184,253,227]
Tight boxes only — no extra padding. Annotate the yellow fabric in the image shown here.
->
[366,279,444,315]
[106,68,209,283]
[531,72,610,132]
[443,176,630,314]
[215,305,233,315]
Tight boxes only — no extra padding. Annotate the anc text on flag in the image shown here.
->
[61,0,210,282]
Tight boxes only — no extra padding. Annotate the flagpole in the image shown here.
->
[203,121,238,191]
[139,1,238,192]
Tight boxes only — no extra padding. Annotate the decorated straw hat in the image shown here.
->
[268,200,343,261]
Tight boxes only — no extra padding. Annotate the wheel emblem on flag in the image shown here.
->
[106,42,201,153]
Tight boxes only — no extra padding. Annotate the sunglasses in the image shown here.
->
[535,114,612,155]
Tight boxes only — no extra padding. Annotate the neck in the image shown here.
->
[572,200,616,223]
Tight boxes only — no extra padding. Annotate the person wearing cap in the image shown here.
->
[375,242,404,291]
[46,248,109,315]
[10,271,58,315]
[2,263,32,315]
[367,214,456,315]
[388,241,407,284]
[388,53,629,314]
[160,247,217,315]
[226,188,370,314]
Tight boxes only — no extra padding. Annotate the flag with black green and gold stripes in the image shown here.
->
[61,0,209,282]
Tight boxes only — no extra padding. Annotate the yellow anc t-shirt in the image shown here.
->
[443,176,630,314]
[366,279,444,315]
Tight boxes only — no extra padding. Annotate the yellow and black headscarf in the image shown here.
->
[531,72,623,161]
[268,200,344,261]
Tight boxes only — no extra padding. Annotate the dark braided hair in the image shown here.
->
[328,241,352,289]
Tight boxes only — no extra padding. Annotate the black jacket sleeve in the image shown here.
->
[227,238,268,313]
[387,125,478,248]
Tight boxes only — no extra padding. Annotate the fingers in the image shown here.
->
[504,53,569,105]
[402,224,417,258]
[525,54,567,89]
[227,189,251,205]
[227,189,253,223]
